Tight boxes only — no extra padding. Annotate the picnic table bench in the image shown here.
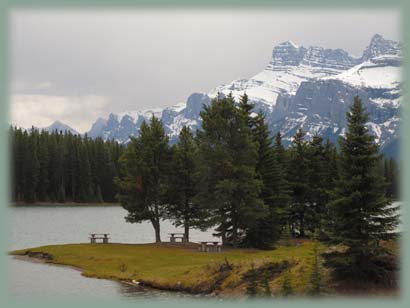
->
[198,241,222,252]
[168,233,188,243]
[89,233,110,244]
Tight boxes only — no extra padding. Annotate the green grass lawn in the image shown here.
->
[11,240,325,297]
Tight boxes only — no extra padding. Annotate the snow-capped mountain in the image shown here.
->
[43,120,79,135]
[86,34,401,158]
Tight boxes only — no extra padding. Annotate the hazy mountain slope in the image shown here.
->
[85,34,401,158]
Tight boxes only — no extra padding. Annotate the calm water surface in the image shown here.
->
[8,203,402,300]
[8,205,217,300]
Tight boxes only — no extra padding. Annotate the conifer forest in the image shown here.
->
[11,95,400,283]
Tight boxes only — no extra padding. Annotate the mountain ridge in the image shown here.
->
[41,34,402,158]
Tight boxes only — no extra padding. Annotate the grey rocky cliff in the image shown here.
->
[85,34,401,158]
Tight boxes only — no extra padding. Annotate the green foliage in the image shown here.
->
[305,134,335,236]
[195,93,266,246]
[287,128,309,237]
[10,127,123,203]
[261,273,272,297]
[280,224,293,247]
[325,96,400,282]
[13,240,320,296]
[281,268,294,297]
[384,157,399,199]
[116,116,171,242]
[308,240,325,296]
[244,113,288,249]
[243,260,290,298]
[246,264,259,298]
[166,126,210,241]
[11,94,400,268]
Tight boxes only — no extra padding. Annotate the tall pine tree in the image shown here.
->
[166,126,210,242]
[287,128,309,237]
[195,94,266,246]
[115,116,171,243]
[326,96,399,281]
[244,113,287,248]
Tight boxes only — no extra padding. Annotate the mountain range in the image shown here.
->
[45,34,402,159]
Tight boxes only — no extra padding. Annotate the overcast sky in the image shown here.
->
[11,9,400,132]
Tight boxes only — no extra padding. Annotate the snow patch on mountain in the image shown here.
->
[84,34,401,158]
[208,41,356,107]
[323,55,401,90]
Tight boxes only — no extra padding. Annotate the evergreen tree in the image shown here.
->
[13,128,27,201]
[195,94,266,246]
[116,116,171,243]
[281,224,293,246]
[238,92,255,128]
[384,157,399,199]
[24,128,40,202]
[78,140,93,202]
[10,127,123,204]
[326,96,399,281]
[320,139,339,240]
[305,134,329,234]
[287,128,309,237]
[244,113,286,248]
[272,132,292,238]
[166,126,209,242]
[36,131,50,201]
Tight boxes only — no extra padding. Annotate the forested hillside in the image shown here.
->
[10,128,124,203]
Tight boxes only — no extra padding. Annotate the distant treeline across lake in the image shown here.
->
[9,124,399,206]
[10,128,124,203]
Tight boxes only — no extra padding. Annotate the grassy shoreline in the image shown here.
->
[11,241,325,298]
[10,240,398,298]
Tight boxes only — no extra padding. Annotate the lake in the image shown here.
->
[8,202,402,300]
[8,205,217,300]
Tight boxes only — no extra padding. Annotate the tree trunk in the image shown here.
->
[153,221,161,243]
[300,213,305,238]
[221,210,227,246]
[221,230,226,246]
[184,201,190,242]
[153,204,161,243]
[151,217,161,243]
[231,200,238,245]
[184,223,189,243]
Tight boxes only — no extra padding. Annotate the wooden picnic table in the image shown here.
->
[89,233,110,244]
[199,241,222,252]
[168,233,188,243]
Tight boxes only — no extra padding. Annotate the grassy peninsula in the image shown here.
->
[12,240,326,297]
[10,239,399,298]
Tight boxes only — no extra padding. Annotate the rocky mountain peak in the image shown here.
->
[301,46,357,70]
[44,121,79,135]
[268,41,307,67]
[361,34,401,62]
[83,34,401,158]
[88,117,108,138]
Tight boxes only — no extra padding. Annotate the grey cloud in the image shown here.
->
[11,9,400,131]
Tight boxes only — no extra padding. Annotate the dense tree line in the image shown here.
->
[11,94,400,283]
[11,128,123,203]
[116,94,399,283]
